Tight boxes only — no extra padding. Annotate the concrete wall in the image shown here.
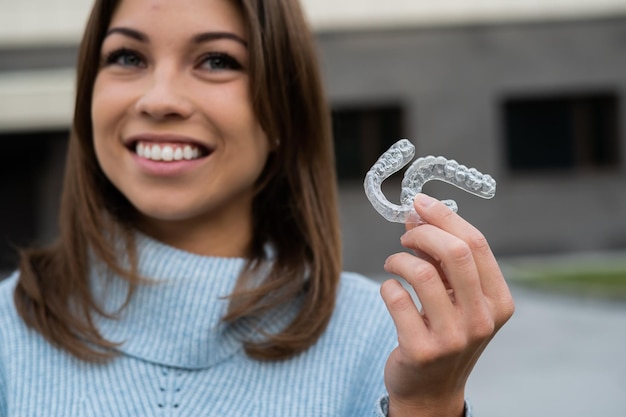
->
[4,0,626,44]
[2,16,626,276]
[318,18,626,274]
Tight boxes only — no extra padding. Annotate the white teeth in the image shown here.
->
[183,145,194,160]
[150,145,162,161]
[161,146,173,161]
[134,142,203,162]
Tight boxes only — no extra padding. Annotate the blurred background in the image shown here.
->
[1,0,625,415]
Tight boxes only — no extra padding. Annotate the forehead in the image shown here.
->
[108,0,247,38]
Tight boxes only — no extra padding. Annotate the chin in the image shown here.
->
[130,200,203,223]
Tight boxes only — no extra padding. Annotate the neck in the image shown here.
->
[136,208,254,259]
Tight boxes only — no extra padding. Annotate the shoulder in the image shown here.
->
[0,273,19,386]
[336,271,390,311]
[0,272,31,353]
[0,272,21,341]
[337,271,385,306]
[315,272,397,385]
[0,272,18,322]
[331,271,397,342]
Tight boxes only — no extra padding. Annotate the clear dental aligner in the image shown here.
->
[364,139,496,223]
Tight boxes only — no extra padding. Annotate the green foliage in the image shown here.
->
[502,256,626,301]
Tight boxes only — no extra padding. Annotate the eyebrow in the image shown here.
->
[105,27,147,42]
[104,27,248,48]
[193,32,248,48]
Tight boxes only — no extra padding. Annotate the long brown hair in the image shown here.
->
[14,0,341,362]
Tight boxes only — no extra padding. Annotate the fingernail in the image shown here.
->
[414,193,436,208]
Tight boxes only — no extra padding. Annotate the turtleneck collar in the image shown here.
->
[90,233,261,369]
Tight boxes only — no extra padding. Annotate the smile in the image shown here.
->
[134,141,205,162]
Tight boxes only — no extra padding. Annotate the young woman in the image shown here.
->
[0,0,514,416]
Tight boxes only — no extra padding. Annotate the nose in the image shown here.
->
[134,68,194,121]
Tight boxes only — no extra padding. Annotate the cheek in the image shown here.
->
[91,77,131,136]
[91,79,133,157]
[91,81,114,151]
[228,130,270,184]
[209,88,270,164]
[91,79,128,182]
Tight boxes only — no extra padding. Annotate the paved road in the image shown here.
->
[465,285,626,417]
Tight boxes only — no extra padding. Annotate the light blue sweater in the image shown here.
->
[0,235,472,416]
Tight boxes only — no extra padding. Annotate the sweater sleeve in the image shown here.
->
[0,274,16,417]
[375,396,474,417]
[0,314,7,417]
[0,362,6,417]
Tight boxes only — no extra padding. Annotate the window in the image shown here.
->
[0,130,68,273]
[332,104,405,181]
[502,92,620,172]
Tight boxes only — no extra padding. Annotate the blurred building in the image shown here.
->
[1,0,626,275]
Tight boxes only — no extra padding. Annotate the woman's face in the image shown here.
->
[92,0,270,255]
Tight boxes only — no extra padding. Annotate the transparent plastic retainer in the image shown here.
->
[364,139,496,224]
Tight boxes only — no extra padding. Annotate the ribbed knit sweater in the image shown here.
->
[0,235,472,416]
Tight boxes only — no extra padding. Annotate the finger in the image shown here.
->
[380,278,428,346]
[400,224,485,310]
[405,221,441,274]
[412,193,512,304]
[384,252,455,329]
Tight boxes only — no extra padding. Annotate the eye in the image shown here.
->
[103,48,146,68]
[199,53,242,71]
